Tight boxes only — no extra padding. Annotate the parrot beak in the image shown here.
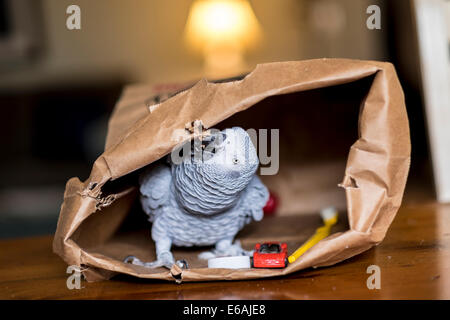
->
[204,132,227,144]
[202,132,227,151]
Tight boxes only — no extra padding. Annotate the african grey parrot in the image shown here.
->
[124,127,269,269]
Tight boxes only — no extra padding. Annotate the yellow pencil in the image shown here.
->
[288,207,338,264]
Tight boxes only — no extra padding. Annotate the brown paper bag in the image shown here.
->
[53,59,410,282]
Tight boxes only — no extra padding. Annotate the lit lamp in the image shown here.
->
[184,0,262,78]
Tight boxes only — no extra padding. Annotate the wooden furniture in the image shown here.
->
[1,201,449,299]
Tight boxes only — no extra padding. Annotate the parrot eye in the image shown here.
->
[232,158,239,165]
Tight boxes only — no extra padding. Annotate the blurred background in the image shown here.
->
[0,0,448,238]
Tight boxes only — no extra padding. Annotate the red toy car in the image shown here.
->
[252,242,288,268]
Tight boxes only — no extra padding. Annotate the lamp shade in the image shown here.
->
[184,0,262,53]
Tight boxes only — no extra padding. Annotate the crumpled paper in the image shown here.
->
[53,59,410,282]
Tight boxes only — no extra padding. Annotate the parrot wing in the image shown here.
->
[139,163,172,222]
[239,175,269,222]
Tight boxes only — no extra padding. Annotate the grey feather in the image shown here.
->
[238,175,269,223]
[130,127,269,268]
[139,164,171,222]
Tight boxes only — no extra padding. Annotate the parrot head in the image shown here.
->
[172,127,260,215]
[201,127,259,184]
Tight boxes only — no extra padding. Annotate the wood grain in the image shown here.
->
[1,202,449,299]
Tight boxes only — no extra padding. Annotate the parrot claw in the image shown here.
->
[123,255,150,266]
[198,251,216,260]
[198,240,254,260]
[123,251,177,269]
[175,259,189,269]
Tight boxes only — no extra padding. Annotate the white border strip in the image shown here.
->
[413,0,450,202]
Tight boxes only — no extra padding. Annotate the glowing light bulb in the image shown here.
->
[184,0,262,77]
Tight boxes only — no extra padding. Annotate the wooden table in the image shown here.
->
[1,202,449,300]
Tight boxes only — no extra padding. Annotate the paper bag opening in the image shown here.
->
[54,59,410,282]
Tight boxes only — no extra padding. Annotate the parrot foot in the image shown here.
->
[198,240,253,260]
[124,252,188,270]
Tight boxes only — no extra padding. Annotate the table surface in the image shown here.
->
[1,202,449,300]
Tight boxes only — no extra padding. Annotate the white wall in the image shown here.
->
[0,0,387,90]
